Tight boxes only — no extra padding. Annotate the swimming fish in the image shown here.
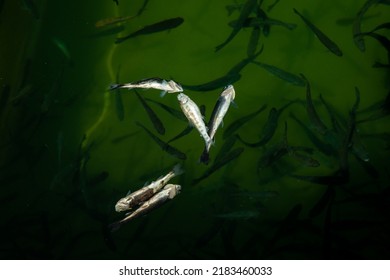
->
[52,37,73,66]
[223,104,267,139]
[110,184,181,231]
[145,97,187,122]
[115,17,184,44]
[252,61,306,86]
[216,0,257,51]
[135,91,165,135]
[181,47,263,92]
[95,15,136,28]
[115,164,183,212]
[136,121,187,160]
[177,93,212,149]
[109,78,183,96]
[193,147,244,185]
[293,8,343,56]
[113,65,125,121]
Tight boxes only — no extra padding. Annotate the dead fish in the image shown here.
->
[177,93,212,149]
[115,17,184,44]
[109,78,183,96]
[293,8,343,56]
[136,121,186,160]
[207,85,236,147]
[110,184,181,231]
[115,164,183,212]
[135,91,165,135]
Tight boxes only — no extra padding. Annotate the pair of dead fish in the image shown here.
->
[109,164,183,231]
[177,85,236,163]
[109,78,183,97]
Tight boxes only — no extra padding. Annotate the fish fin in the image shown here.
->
[231,100,238,109]
[199,150,210,165]
[173,163,184,176]
[160,90,167,97]
[143,181,149,187]
[221,120,224,128]
[126,189,132,196]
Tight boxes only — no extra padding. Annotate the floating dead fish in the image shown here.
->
[115,163,183,212]
[110,78,183,96]
[200,85,236,163]
[109,184,181,231]
[177,93,212,150]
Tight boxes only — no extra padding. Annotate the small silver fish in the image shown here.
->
[109,78,183,96]
[115,163,183,212]
[207,85,236,150]
[110,184,181,231]
[177,93,212,148]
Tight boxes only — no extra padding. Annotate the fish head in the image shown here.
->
[221,84,235,100]
[114,197,132,212]
[164,184,181,198]
[177,93,189,104]
[168,80,183,93]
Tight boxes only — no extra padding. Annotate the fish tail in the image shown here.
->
[199,148,210,165]
[172,163,184,176]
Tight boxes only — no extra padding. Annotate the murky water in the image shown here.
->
[1,0,389,259]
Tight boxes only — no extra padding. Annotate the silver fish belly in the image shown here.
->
[177,93,212,147]
[207,85,236,150]
[114,163,183,212]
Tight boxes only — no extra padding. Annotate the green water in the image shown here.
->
[1,0,390,259]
